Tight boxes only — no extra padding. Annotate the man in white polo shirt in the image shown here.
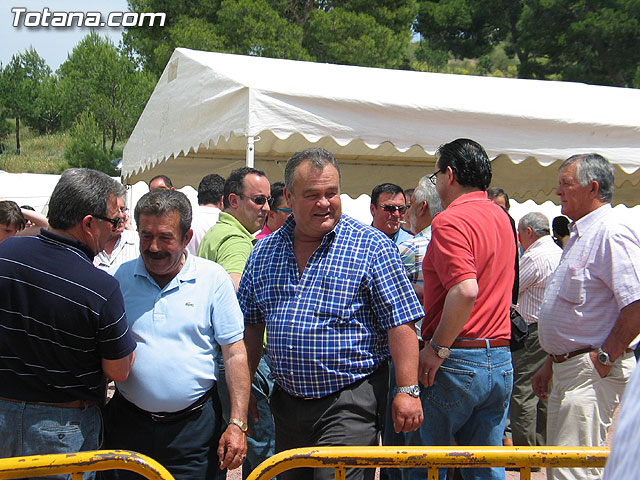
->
[533,153,640,480]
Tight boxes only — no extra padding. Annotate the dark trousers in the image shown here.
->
[270,364,388,480]
[102,390,222,480]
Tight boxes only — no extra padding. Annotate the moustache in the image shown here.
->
[144,250,169,260]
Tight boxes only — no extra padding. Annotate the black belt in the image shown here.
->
[114,385,215,423]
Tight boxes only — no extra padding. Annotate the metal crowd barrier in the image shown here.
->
[0,450,175,480]
[245,446,610,480]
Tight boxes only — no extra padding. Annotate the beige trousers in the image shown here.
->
[547,351,636,480]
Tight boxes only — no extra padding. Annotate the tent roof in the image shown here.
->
[123,48,640,205]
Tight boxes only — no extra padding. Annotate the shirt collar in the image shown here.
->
[527,234,555,251]
[447,190,489,208]
[39,228,95,260]
[571,204,611,238]
[415,225,432,238]
[219,212,258,244]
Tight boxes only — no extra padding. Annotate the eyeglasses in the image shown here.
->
[428,172,439,185]
[92,214,124,229]
[275,208,292,213]
[238,194,272,206]
[379,204,408,214]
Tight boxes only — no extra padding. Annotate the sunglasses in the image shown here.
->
[93,214,124,229]
[275,207,292,213]
[379,204,408,214]
[238,194,272,206]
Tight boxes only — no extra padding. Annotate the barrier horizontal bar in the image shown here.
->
[245,446,610,480]
[0,450,175,480]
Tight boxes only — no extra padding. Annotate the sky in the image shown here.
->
[2,0,130,71]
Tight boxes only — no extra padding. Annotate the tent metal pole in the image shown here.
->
[246,136,255,168]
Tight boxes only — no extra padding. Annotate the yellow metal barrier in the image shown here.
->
[245,446,610,480]
[0,450,175,480]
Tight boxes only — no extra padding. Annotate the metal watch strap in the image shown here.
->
[396,385,420,398]
[229,417,248,433]
[597,348,613,366]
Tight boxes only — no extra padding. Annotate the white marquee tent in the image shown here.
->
[122,48,640,206]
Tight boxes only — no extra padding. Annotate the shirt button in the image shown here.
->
[290,371,294,376]
[289,345,293,350]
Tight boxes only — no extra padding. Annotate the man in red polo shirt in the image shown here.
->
[406,138,515,480]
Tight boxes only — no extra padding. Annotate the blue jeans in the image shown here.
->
[0,398,101,480]
[216,353,276,479]
[406,345,513,480]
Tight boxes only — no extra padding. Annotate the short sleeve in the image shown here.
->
[429,218,477,290]
[369,239,424,331]
[97,287,136,360]
[211,272,245,345]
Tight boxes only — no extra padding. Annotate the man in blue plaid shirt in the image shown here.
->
[238,148,424,480]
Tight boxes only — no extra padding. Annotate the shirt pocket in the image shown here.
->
[315,273,362,320]
[558,266,586,304]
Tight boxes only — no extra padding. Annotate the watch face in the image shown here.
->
[411,385,420,397]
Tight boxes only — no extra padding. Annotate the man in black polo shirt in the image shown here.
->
[0,168,136,463]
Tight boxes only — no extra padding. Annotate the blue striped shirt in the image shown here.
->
[238,214,424,398]
[0,230,136,403]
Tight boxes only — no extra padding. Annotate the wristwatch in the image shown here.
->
[229,417,248,433]
[430,339,451,359]
[597,348,613,366]
[396,385,421,398]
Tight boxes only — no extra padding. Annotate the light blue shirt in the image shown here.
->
[392,228,413,246]
[111,252,244,412]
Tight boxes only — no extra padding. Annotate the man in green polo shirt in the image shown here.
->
[198,166,271,290]
[198,166,273,480]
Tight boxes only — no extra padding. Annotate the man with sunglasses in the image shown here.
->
[0,168,136,466]
[370,183,413,246]
[94,196,139,270]
[198,166,270,290]
[198,166,274,480]
[256,182,291,240]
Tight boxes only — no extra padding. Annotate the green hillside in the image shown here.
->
[0,124,69,174]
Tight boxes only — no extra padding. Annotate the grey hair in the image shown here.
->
[414,175,443,217]
[560,153,614,203]
[134,189,192,240]
[48,168,125,230]
[284,148,341,191]
[518,212,550,238]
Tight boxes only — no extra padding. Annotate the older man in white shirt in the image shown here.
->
[532,153,640,480]
[510,212,561,449]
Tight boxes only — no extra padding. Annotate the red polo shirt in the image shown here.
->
[421,191,515,340]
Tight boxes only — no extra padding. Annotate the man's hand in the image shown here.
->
[589,350,612,378]
[392,393,423,433]
[217,424,247,470]
[532,357,553,400]
[418,344,444,388]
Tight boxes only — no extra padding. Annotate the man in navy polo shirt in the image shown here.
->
[0,168,136,463]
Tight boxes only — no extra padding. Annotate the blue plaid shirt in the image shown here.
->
[238,214,424,398]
